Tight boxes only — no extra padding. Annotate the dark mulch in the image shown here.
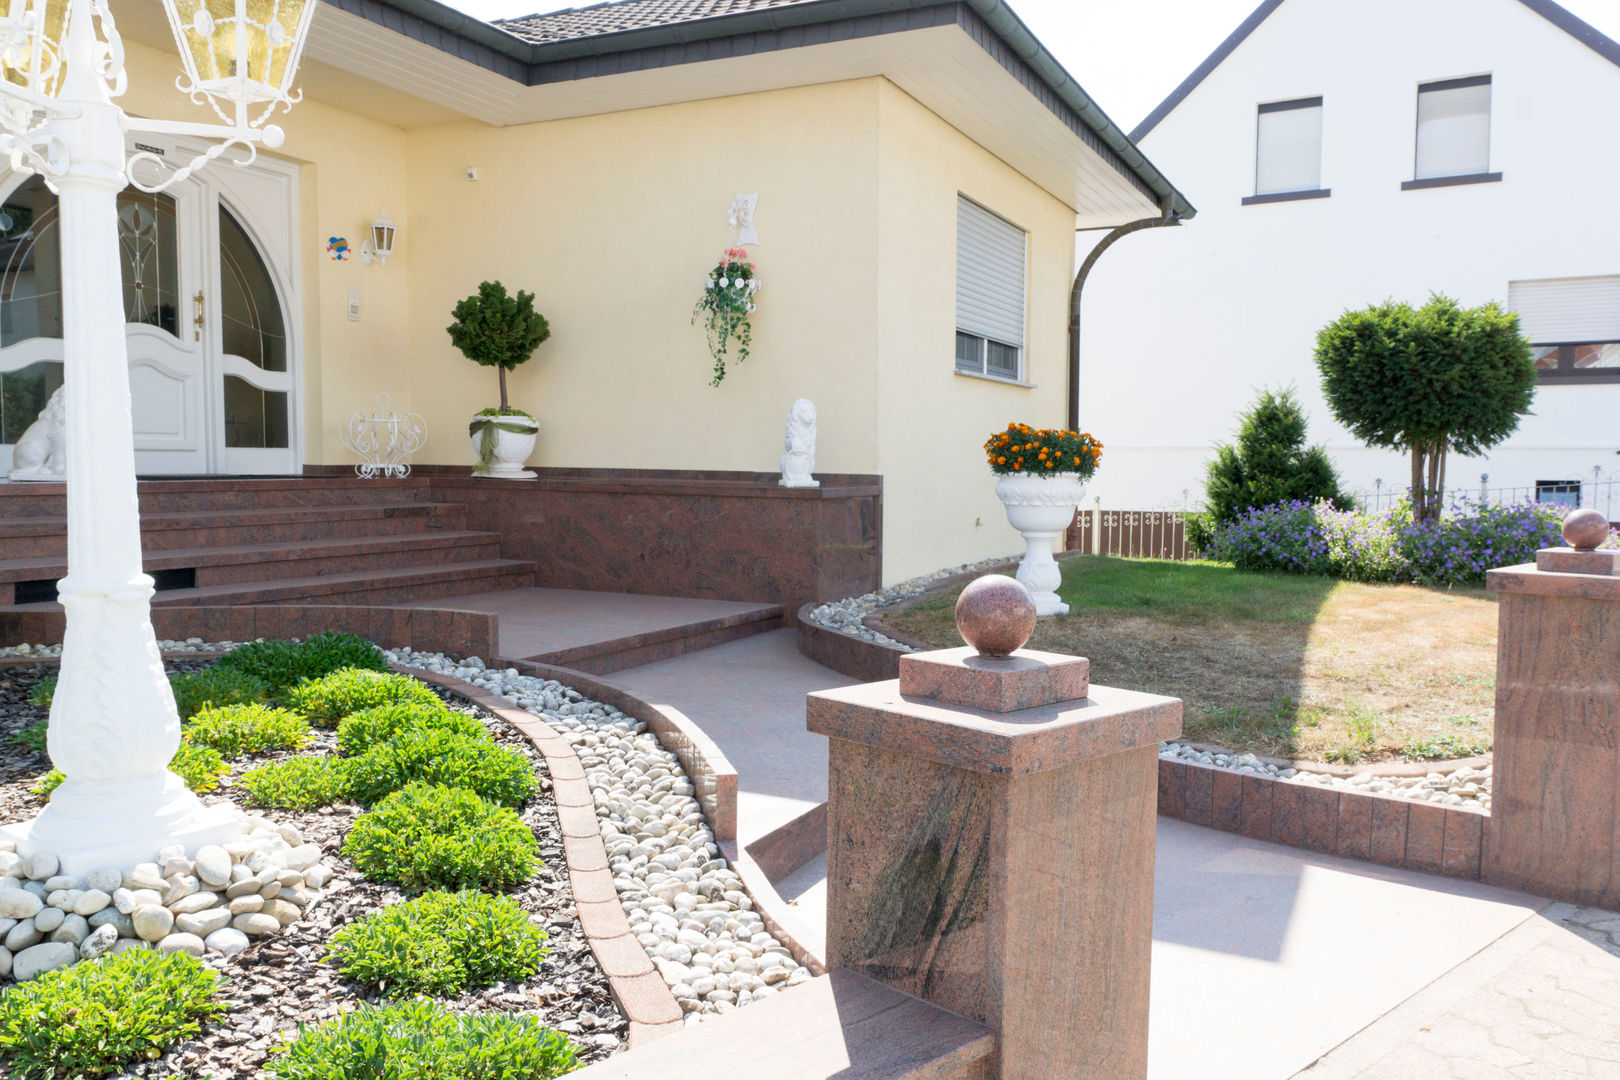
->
[0,661,626,1079]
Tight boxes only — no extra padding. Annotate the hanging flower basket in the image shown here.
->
[692,247,760,386]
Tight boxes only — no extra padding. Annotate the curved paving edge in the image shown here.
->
[402,667,687,1048]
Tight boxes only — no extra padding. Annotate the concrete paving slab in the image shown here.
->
[401,587,776,661]
[1150,819,1545,1080]
[1292,902,1620,1079]
[613,628,856,847]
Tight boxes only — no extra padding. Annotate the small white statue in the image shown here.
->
[729,193,759,247]
[7,386,66,482]
[779,398,819,488]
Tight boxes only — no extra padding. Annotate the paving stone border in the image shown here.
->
[403,667,688,1048]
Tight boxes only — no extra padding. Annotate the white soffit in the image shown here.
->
[302,7,1157,222]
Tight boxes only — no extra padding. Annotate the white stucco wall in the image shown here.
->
[1078,0,1620,515]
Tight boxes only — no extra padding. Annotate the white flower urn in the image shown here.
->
[995,472,1086,616]
[469,413,538,480]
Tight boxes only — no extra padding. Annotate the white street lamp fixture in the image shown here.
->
[359,208,395,265]
[0,0,317,872]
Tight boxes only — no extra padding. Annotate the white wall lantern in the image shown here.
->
[0,0,318,871]
[359,208,395,265]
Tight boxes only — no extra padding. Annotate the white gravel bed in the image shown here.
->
[806,555,1019,650]
[0,638,241,659]
[386,648,814,1023]
[1158,743,1492,810]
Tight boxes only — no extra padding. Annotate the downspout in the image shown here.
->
[1067,195,1180,430]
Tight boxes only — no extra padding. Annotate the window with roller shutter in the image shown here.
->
[1244,97,1328,205]
[955,196,1026,383]
[1508,276,1620,384]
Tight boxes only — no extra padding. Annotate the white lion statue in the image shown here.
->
[8,386,66,482]
[779,398,819,488]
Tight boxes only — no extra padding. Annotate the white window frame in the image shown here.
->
[955,195,1027,384]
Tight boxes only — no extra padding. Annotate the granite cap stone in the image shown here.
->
[807,679,1181,777]
[898,645,1089,713]
[1535,547,1619,576]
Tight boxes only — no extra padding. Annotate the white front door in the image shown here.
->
[0,144,301,476]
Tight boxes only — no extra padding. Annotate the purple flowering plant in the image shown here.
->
[1204,498,1575,586]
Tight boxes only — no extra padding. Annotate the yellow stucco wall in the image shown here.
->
[873,81,1076,582]
[108,51,1079,588]
[402,80,880,476]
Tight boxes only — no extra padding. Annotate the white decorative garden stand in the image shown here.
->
[469,413,538,480]
[0,0,317,873]
[995,473,1086,616]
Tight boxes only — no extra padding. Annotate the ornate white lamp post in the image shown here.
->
[0,0,315,872]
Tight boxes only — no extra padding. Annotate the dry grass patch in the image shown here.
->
[881,557,1497,764]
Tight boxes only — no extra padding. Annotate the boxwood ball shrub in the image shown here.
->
[285,668,444,727]
[344,782,537,891]
[216,632,388,694]
[0,949,223,1079]
[327,889,549,998]
[241,755,354,810]
[184,702,312,758]
[335,701,487,757]
[34,740,228,800]
[268,999,577,1080]
[168,666,269,720]
[348,728,535,807]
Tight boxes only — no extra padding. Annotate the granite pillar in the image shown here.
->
[807,645,1181,1080]
[1484,531,1620,910]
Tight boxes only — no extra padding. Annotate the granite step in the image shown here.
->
[0,501,469,559]
[0,531,507,593]
[5,559,538,610]
[0,477,442,517]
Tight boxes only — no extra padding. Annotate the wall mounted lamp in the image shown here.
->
[359,209,396,265]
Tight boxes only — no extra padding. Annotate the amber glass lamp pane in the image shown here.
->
[2,0,68,97]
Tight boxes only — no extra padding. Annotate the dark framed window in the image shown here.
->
[1404,74,1501,189]
[1511,276,1620,383]
[956,196,1026,382]
[1529,342,1620,383]
[1245,96,1330,205]
[1535,480,1582,507]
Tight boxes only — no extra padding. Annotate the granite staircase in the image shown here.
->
[0,477,536,610]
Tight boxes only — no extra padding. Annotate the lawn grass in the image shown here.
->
[881,556,1498,764]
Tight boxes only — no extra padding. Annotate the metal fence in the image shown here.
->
[1356,470,1620,523]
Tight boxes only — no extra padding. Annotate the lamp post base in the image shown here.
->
[2,772,240,876]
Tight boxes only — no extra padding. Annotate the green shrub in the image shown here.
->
[348,729,534,807]
[327,890,549,997]
[0,948,223,1079]
[284,668,442,727]
[335,702,486,757]
[240,755,353,810]
[345,783,537,891]
[216,632,388,694]
[24,674,55,708]
[169,666,269,720]
[268,999,577,1080]
[184,702,311,758]
[33,741,228,800]
[1199,388,1350,540]
[12,723,47,755]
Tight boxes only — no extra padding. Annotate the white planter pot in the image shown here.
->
[995,472,1086,616]
[469,413,538,480]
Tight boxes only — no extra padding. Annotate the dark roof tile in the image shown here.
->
[495,0,818,45]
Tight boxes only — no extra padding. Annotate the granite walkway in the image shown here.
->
[608,628,1618,1080]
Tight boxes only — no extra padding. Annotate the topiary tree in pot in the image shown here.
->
[446,281,551,479]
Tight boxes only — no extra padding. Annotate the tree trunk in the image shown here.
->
[1410,445,1427,520]
[1434,442,1448,516]
[498,366,508,411]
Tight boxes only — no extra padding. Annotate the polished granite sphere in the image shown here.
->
[1563,508,1611,551]
[955,575,1037,657]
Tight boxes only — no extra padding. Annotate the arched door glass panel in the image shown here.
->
[117,191,179,336]
[218,204,288,448]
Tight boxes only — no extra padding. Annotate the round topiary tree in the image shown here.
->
[1314,294,1535,521]
[445,281,550,413]
[1200,387,1350,529]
